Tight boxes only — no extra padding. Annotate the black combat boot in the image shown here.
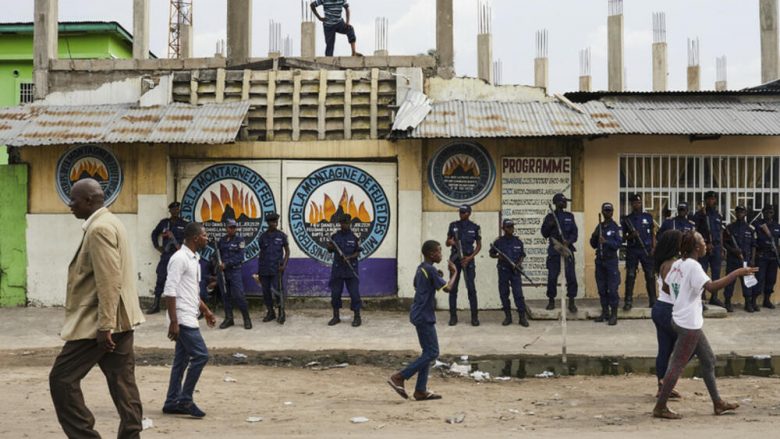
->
[219,309,234,329]
[608,306,618,326]
[752,295,761,312]
[623,293,633,311]
[518,311,530,327]
[724,297,734,313]
[501,309,512,326]
[262,308,276,322]
[594,305,608,323]
[470,310,480,327]
[448,311,458,326]
[648,291,657,308]
[146,296,161,314]
[352,309,362,327]
[546,298,555,310]
[568,297,578,313]
[241,309,253,329]
[744,296,755,313]
[328,308,341,326]
[763,295,776,309]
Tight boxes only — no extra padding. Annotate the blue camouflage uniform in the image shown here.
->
[724,220,756,300]
[590,219,622,309]
[541,210,578,298]
[447,219,482,313]
[754,218,780,300]
[694,207,724,281]
[621,211,656,304]
[218,233,248,315]
[257,229,288,309]
[489,235,527,313]
[329,229,362,311]
[151,217,187,298]
[658,215,695,237]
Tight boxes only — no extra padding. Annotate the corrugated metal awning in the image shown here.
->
[0,102,249,146]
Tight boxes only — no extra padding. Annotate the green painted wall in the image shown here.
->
[0,165,28,306]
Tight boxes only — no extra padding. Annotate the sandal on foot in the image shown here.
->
[714,400,739,415]
[414,391,442,401]
[653,407,682,420]
[386,377,408,400]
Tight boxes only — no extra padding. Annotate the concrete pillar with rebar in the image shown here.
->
[133,0,150,59]
[579,47,592,92]
[687,38,701,91]
[227,0,252,64]
[374,17,389,56]
[477,0,493,84]
[269,20,282,58]
[534,29,549,90]
[652,12,668,91]
[33,0,57,100]
[608,0,624,91]
[301,0,316,57]
[761,0,779,83]
[716,56,728,91]
[437,0,455,78]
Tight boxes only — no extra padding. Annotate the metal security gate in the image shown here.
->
[619,155,780,224]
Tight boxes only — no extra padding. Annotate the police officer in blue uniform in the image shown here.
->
[541,193,578,312]
[217,219,251,329]
[754,205,780,311]
[327,214,363,327]
[621,194,656,311]
[446,204,482,326]
[694,191,725,307]
[257,212,290,323]
[489,219,529,327]
[590,202,622,325]
[147,201,187,314]
[658,202,695,237]
[723,205,756,313]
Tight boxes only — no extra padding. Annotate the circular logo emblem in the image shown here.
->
[180,164,277,261]
[289,164,390,264]
[428,141,495,206]
[55,145,123,206]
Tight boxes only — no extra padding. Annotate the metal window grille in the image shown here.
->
[19,83,34,104]
[619,154,780,225]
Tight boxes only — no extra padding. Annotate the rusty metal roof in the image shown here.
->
[0,102,249,146]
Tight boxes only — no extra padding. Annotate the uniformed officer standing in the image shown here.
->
[256,212,290,323]
[217,219,251,329]
[658,202,695,237]
[754,205,780,310]
[327,214,363,327]
[590,202,622,325]
[723,205,756,313]
[541,193,578,312]
[446,204,482,326]
[148,201,187,314]
[489,219,529,327]
[694,191,725,307]
[621,194,656,311]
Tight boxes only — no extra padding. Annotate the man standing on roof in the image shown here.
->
[310,0,363,57]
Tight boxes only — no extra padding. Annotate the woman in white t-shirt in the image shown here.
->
[651,229,683,399]
[653,231,757,420]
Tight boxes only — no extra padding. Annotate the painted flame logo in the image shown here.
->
[443,154,480,177]
[199,183,259,223]
[70,159,109,182]
[307,187,372,224]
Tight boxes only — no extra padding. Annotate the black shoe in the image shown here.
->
[146,296,161,314]
[448,314,458,326]
[608,306,618,326]
[745,300,755,313]
[568,298,578,313]
[752,296,761,312]
[724,299,734,313]
[471,315,480,327]
[328,308,341,326]
[763,297,776,309]
[277,310,286,325]
[180,401,206,418]
[594,307,608,323]
[709,297,725,308]
[162,403,189,415]
[545,299,555,310]
[352,311,362,327]
[219,318,234,329]
[241,311,253,330]
[501,310,512,326]
[262,309,276,322]
[623,298,633,312]
[518,312,530,327]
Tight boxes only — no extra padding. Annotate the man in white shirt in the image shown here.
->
[162,222,216,418]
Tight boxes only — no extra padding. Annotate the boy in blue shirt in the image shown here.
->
[387,240,456,401]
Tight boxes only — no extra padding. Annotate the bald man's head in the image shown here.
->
[69,178,105,219]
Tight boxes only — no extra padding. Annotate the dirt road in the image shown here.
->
[3,358,778,439]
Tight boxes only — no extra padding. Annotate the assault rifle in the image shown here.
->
[597,213,604,260]
[210,237,228,299]
[328,237,359,278]
[547,203,573,262]
[621,214,650,257]
[759,223,780,266]
[722,223,744,263]
[489,242,539,287]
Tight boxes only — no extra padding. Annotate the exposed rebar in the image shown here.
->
[493,58,503,85]
[269,20,282,54]
[580,47,591,77]
[716,55,728,83]
[536,29,548,59]
[609,0,623,17]
[653,12,666,44]
[688,37,700,67]
[301,0,314,22]
[375,17,389,52]
[478,0,492,35]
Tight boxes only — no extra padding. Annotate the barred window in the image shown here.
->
[19,82,34,104]
[619,155,780,225]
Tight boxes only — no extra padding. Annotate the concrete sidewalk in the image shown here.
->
[0,303,777,358]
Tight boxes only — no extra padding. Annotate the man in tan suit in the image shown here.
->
[49,178,145,439]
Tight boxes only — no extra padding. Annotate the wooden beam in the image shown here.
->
[344,69,352,140]
[215,68,226,103]
[370,68,379,139]
[189,70,199,105]
[292,70,302,141]
[241,68,251,101]
[266,70,276,141]
[318,69,327,140]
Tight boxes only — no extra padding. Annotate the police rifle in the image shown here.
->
[621,214,650,257]
[210,237,228,299]
[547,203,573,262]
[598,213,604,260]
[162,222,179,253]
[489,242,539,287]
[451,226,465,262]
[328,237,360,278]
[721,223,744,263]
[759,223,780,266]
[274,273,286,324]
